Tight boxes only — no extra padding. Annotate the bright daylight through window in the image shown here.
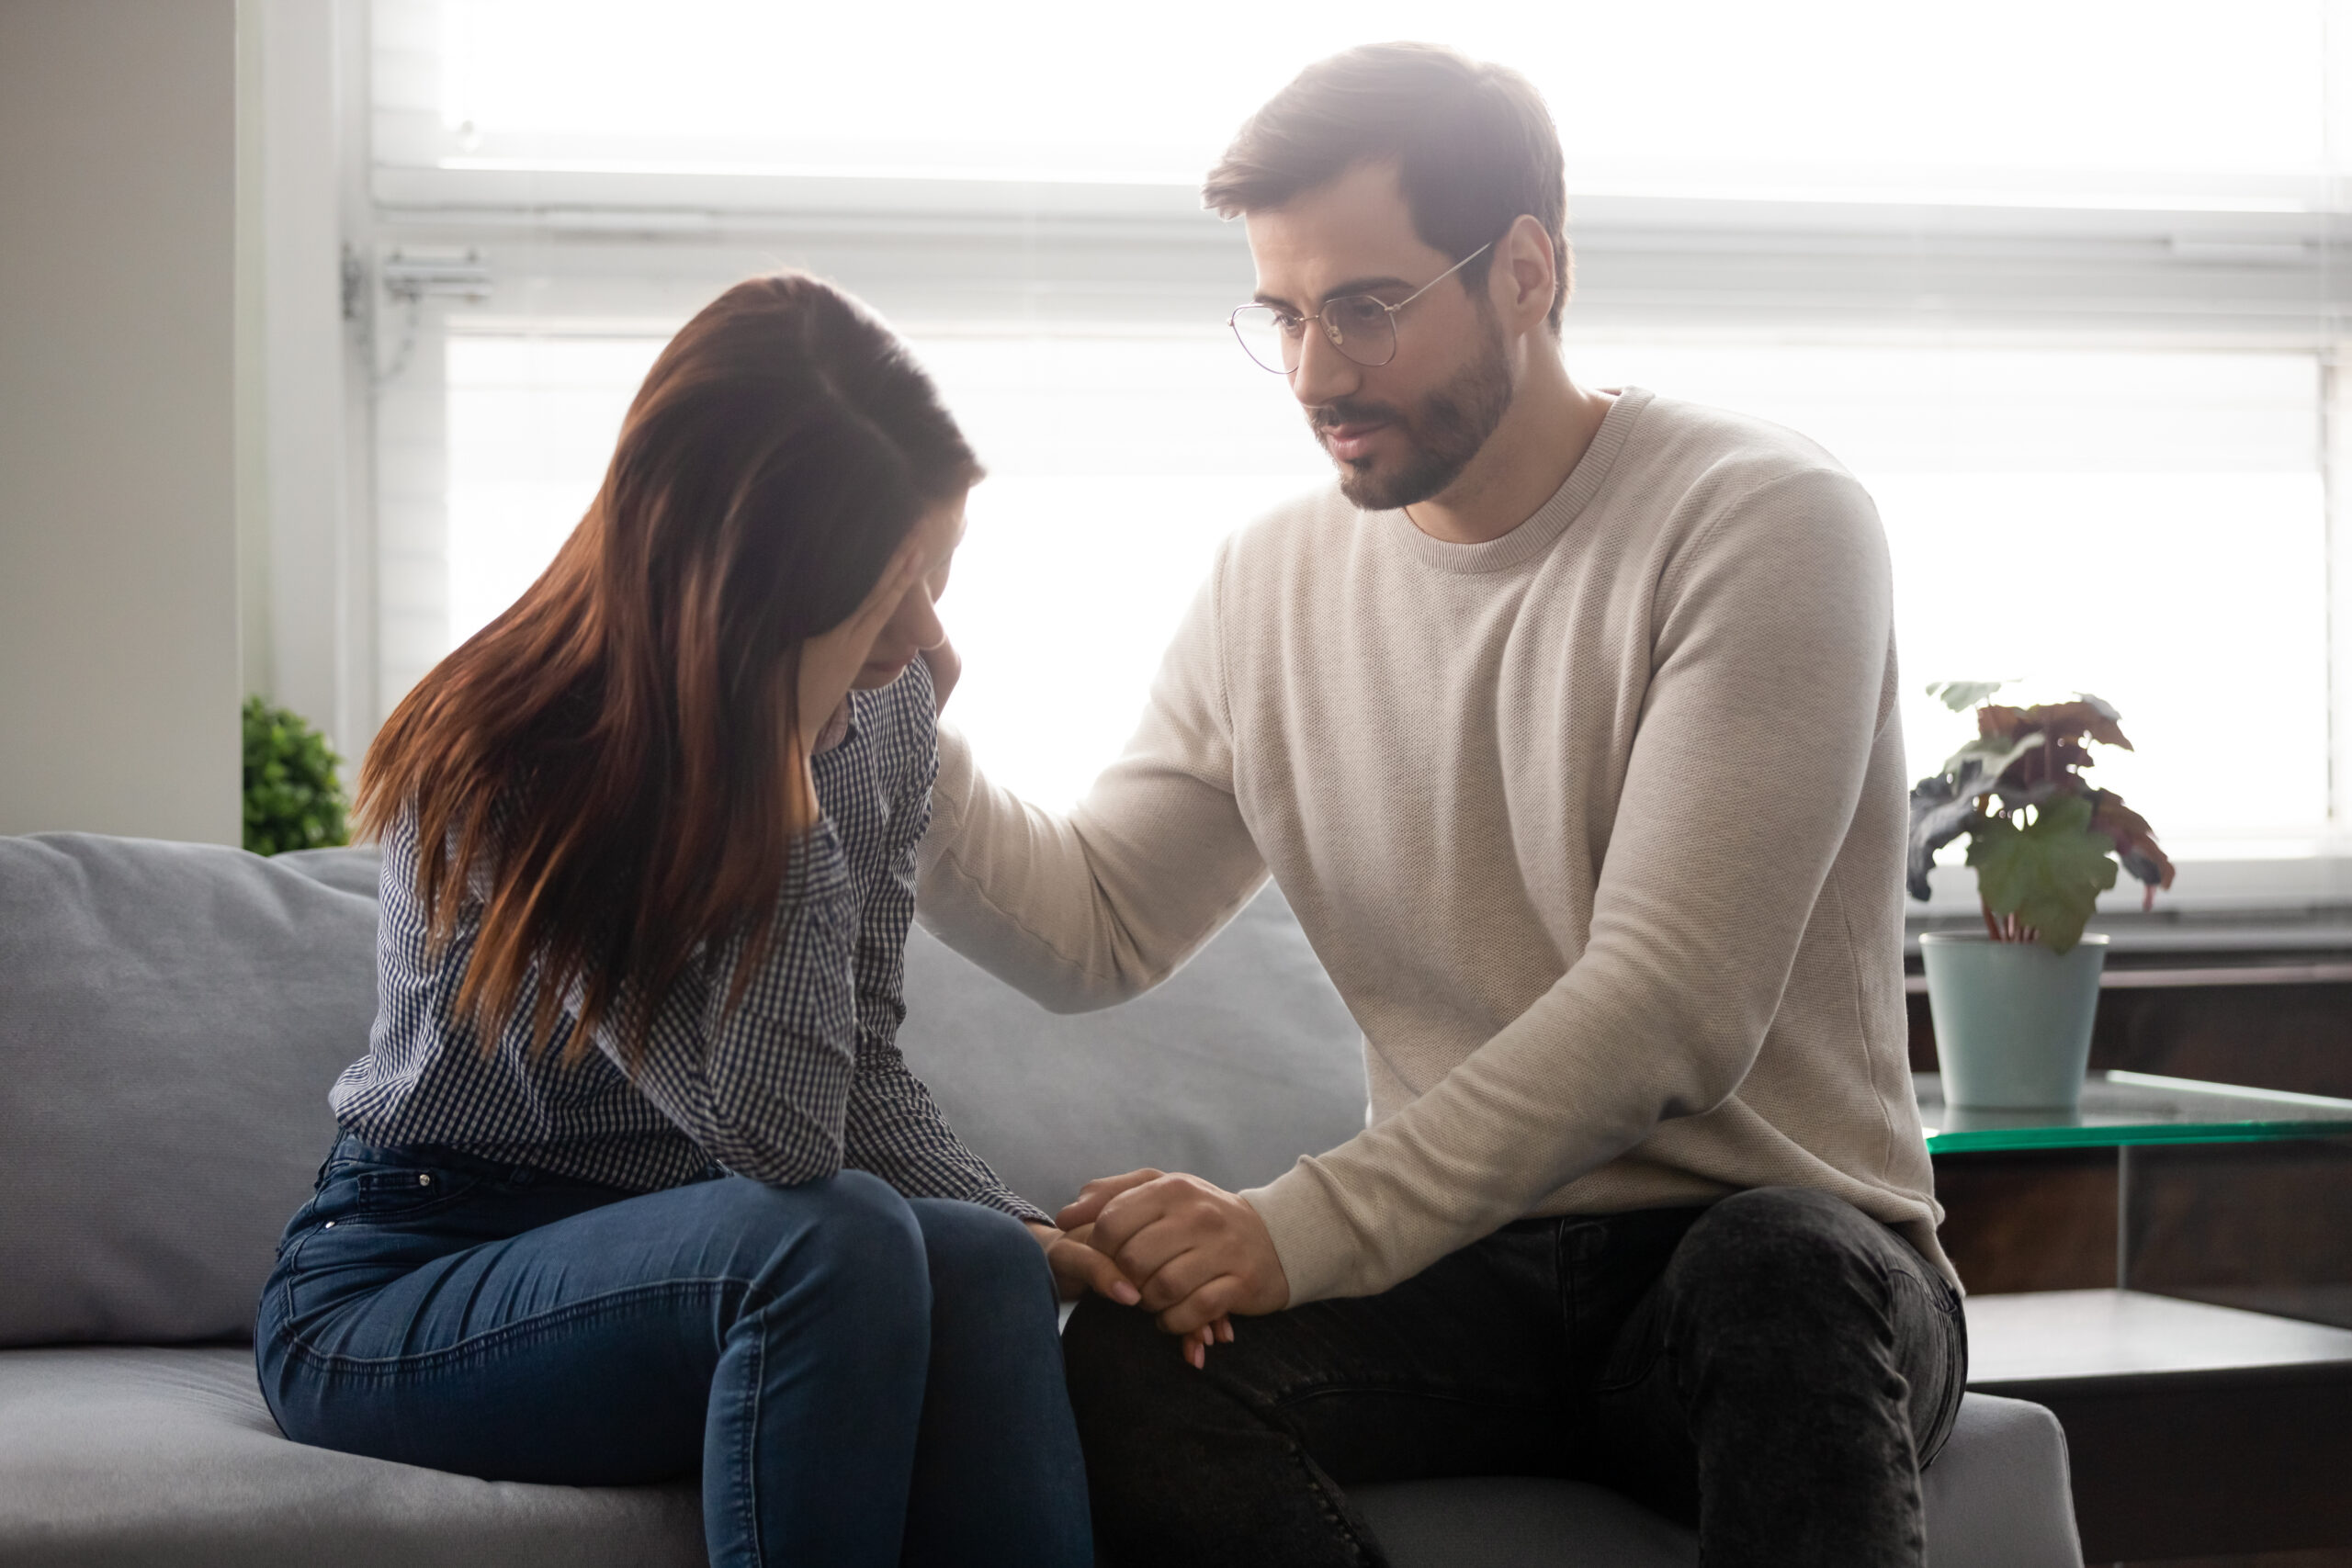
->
[369,0,2352,899]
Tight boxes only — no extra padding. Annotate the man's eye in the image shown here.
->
[1272,313,1307,336]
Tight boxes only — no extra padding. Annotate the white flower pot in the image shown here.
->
[1919,931,2109,1111]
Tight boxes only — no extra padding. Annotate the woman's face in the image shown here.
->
[852,493,967,690]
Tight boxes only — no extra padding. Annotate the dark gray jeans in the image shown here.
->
[1062,1185,1965,1568]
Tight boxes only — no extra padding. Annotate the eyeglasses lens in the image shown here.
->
[1323,297,1396,367]
[1229,306,1292,374]
[1229,299,1400,373]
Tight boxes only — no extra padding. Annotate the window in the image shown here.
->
[361,0,2352,904]
[446,329,1321,807]
[1567,344,2332,852]
[396,0,2334,205]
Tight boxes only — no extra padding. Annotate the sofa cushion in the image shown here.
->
[1348,1393,2081,1568]
[0,1346,702,1568]
[1353,1474,1699,1566]
[274,844,392,898]
[0,1348,2075,1568]
[1918,1392,2083,1568]
[0,835,381,1347]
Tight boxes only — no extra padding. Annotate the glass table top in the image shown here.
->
[1917,1070,2352,1153]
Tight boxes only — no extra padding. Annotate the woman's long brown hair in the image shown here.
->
[356,274,979,1065]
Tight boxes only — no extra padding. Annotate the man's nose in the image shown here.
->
[1288,320,1361,409]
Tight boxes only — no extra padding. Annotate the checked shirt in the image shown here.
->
[328,659,1043,1223]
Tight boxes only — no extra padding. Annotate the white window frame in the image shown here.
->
[327,0,2352,919]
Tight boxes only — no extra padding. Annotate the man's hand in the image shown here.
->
[1057,1169,1291,1339]
[1026,1219,1233,1368]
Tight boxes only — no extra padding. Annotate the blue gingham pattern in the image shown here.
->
[330,659,1045,1223]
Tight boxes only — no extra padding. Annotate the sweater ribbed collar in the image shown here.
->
[1376,386,1652,576]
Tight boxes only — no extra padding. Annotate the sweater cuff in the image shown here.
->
[1242,1165,1366,1308]
[933,726,976,822]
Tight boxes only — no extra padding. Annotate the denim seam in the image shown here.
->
[1590,1322,1666,1399]
[1858,1251,1951,1493]
[740,1317,763,1562]
[1889,1265,1958,1315]
[1890,1269,1966,1464]
[1198,1371,1393,1566]
[354,1165,483,1192]
[332,1191,486,1227]
[1552,1220,1577,1355]
[1901,1257,1964,1322]
[1288,1437,1374,1567]
[272,1223,332,1334]
[277,1276,749,1378]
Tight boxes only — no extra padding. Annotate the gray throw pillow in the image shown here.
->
[0,834,380,1347]
[274,844,392,899]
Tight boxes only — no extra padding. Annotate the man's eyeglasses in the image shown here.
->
[1227,243,1494,376]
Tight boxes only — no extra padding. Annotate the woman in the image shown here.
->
[254,274,1113,1567]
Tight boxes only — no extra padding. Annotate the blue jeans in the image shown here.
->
[256,1136,1091,1568]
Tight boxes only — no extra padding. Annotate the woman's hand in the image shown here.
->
[796,538,930,757]
[783,540,928,831]
[1022,1218,1237,1371]
[1024,1219,1140,1306]
[921,635,962,716]
[1057,1169,1286,1358]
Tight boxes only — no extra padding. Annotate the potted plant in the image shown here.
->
[242,696,350,857]
[1906,682,2174,1110]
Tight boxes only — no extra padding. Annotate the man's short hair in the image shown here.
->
[1203,42,1569,333]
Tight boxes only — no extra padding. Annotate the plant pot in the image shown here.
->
[1919,931,2109,1111]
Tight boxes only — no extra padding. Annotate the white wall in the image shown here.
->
[0,0,242,843]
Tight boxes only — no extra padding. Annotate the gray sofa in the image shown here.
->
[0,832,2084,1566]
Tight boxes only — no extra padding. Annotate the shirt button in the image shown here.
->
[419,1174,433,1186]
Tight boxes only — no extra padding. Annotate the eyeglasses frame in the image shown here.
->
[1227,241,1497,376]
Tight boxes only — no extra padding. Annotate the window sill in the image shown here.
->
[1904,903,2352,987]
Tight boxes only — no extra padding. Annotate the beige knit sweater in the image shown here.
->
[918,388,1951,1305]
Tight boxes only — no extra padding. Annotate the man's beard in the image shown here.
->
[1312,321,1515,512]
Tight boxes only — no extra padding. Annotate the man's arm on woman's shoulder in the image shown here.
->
[916,558,1268,1014]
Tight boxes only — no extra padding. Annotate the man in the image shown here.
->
[918,40,1962,1568]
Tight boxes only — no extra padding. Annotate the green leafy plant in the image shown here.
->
[243,696,350,856]
[1906,682,2174,953]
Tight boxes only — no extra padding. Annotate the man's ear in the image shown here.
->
[1495,212,1560,333]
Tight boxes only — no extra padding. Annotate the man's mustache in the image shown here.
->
[1310,399,1408,434]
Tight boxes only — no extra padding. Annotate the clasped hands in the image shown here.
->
[1021,1169,1290,1369]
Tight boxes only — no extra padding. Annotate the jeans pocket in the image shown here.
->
[275,1192,325,1258]
[351,1165,482,1219]
[1893,1269,1967,1466]
[1589,1289,1667,1397]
